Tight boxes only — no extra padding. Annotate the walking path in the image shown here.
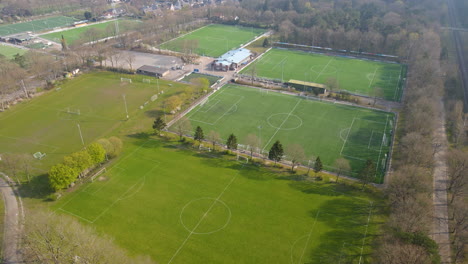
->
[0,173,22,264]
[431,103,452,264]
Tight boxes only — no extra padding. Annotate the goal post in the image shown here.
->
[90,167,107,182]
[142,78,151,84]
[120,77,132,83]
[237,154,249,163]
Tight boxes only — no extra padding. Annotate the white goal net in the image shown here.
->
[121,77,132,83]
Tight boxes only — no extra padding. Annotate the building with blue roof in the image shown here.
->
[211,48,253,71]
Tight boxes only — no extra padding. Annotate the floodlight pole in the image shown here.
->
[77,123,85,147]
[122,94,129,119]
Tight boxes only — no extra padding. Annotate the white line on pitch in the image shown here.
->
[340,117,356,155]
[314,58,334,82]
[298,211,320,264]
[262,99,302,152]
[368,67,378,88]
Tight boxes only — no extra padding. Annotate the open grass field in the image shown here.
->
[181,73,222,86]
[241,48,406,101]
[54,136,383,263]
[160,24,266,57]
[0,16,76,37]
[171,85,394,183]
[40,20,140,45]
[0,71,190,176]
[0,44,26,59]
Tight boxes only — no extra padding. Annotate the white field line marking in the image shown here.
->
[314,58,334,82]
[368,67,378,88]
[0,134,60,153]
[298,211,320,264]
[198,99,221,113]
[393,65,404,100]
[376,115,389,182]
[342,154,365,161]
[211,96,244,125]
[184,88,229,119]
[262,99,302,152]
[167,169,242,264]
[91,165,157,223]
[358,202,373,264]
[159,24,211,47]
[58,208,93,224]
[58,140,156,211]
[271,56,287,71]
[340,117,356,155]
[368,130,374,149]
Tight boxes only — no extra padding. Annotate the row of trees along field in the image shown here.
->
[155,118,380,188]
[48,137,122,192]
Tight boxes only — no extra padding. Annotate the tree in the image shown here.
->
[63,151,92,177]
[190,78,210,95]
[313,156,323,174]
[325,77,339,92]
[124,52,136,71]
[268,140,284,166]
[207,130,221,151]
[60,35,68,51]
[285,144,305,172]
[87,142,106,165]
[194,126,204,146]
[333,158,350,182]
[360,159,376,188]
[226,134,238,150]
[84,11,92,20]
[165,95,182,113]
[108,137,123,157]
[245,134,260,159]
[262,37,270,47]
[48,164,77,191]
[446,149,468,204]
[175,117,192,141]
[152,116,166,135]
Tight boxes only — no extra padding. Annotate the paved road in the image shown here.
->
[0,174,21,264]
[431,102,452,264]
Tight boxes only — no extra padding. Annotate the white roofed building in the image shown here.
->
[211,48,253,71]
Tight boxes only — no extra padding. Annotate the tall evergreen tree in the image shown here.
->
[360,159,376,188]
[61,35,68,51]
[152,117,166,135]
[268,140,284,165]
[194,126,204,146]
[313,156,323,174]
[226,134,238,150]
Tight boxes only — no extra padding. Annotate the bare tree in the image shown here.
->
[446,149,468,204]
[124,52,136,71]
[245,133,260,159]
[285,144,305,172]
[333,158,350,182]
[207,130,221,151]
[175,117,192,141]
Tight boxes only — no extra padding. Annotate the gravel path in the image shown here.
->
[0,173,22,264]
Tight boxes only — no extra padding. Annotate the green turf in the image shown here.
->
[0,16,76,37]
[181,73,222,86]
[160,24,266,57]
[171,85,394,183]
[241,48,406,101]
[0,44,26,59]
[0,71,190,175]
[40,20,139,45]
[54,137,383,263]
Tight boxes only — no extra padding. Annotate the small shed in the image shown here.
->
[136,65,169,78]
[287,80,328,95]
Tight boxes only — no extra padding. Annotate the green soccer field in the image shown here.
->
[171,85,394,183]
[0,72,189,173]
[0,16,76,37]
[241,48,406,101]
[40,20,139,45]
[160,24,266,57]
[181,72,222,86]
[54,137,383,263]
[0,44,26,59]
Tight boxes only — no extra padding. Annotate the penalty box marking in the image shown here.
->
[58,140,160,223]
[189,94,245,126]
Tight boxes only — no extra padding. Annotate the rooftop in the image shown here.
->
[217,48,252,64]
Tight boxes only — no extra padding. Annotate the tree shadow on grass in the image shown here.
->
[304,198,376,263]
[144,109,165,118]
[18,173,54,200]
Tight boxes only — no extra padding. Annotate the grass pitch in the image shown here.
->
[171,85,394,183]
[0,44,26,59]
[54,137,383,263]
[241,48,406,101]
[160,24,266,57]
[181,73,222,86]
[0,71,189,173]
[0,16,76,37]
[40,20,139,45]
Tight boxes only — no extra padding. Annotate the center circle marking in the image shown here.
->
[267,113,303,130]
[180,197,231,235]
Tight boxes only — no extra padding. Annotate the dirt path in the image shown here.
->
[0,173,22,264]
[431,104,452,264]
